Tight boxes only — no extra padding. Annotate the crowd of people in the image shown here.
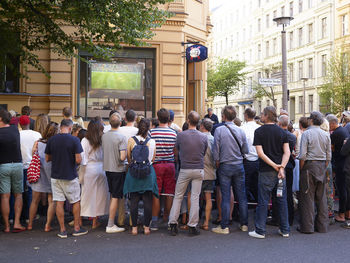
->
[0,104,350,239]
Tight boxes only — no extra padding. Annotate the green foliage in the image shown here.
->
[0,0,172,77]
[207,58,246,105]
[319,49,350,114]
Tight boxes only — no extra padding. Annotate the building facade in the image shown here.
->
[209,0,335,123]
[0,0,211,125]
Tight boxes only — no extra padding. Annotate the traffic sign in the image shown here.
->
[258,78,282,86]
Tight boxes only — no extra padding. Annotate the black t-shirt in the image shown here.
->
[253,124,289,172]
[0,125,22,164]
[284,129,296,169]
[331,126,349,164]
[45,133,83,180]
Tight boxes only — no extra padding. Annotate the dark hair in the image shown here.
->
[287,122,294,133]
[157,108,170,124]
[234,118,242,127]
[86,118,104,151]
[62,107,72,118]
[137,119,150,138]
[188,111,200,126]
[0,109,12,124]
[21,106,32,116]
[109,110,118,117]
[78,129,87,141]
[222,106,236,121]
[309,111,324,126]
[299,117,309,129]
[60,118,73,127]
[71,123,83,135]
[151,118,159,128]
[263,106,277,123]
[125,109,136,122]
[201,118,213,132]
[182,122,189,131]
[41,122,59,142]
[244,108,256,119]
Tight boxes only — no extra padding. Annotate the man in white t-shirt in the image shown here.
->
[241,108,260,203]
[19,115,41,220]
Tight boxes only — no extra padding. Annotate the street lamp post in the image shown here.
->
[273,16,294,112]
[301,77,308,117]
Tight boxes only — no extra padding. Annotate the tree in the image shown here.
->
[252,64,282,109]
[207,58,246,105]
[319,48,350,114]
[0,0,171,77]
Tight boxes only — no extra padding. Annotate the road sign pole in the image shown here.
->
[281,29,288,111]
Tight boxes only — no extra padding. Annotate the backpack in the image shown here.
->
[128,136,151,179]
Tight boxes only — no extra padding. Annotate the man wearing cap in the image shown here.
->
[168,110,182,133]
[205,108,219,125]
[19,115,42,222]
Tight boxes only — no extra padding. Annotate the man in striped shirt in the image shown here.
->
[150,108,177,230]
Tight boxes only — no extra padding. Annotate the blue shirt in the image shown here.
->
[213,122,249,165]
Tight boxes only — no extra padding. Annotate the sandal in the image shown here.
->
[131,227,138,236]
[200,225,209,231]
[335,216,346,223]
[179,225,189,230]
[143,226,151,235]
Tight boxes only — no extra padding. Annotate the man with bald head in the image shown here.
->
[168,111,208,236]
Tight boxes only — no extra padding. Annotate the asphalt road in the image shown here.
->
[0,214,349,263]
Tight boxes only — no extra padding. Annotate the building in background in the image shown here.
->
[208,0,334,123]
[0,0,211,125]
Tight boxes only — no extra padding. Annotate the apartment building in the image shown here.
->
[209,0,334,122]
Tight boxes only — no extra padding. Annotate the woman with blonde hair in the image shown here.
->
[35,114,50,136]
[27,122,59,231]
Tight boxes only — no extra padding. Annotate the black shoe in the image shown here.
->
[169,224,178,236]
[296,227,313,234]
[188,226,200,236]
[212,219,221,225]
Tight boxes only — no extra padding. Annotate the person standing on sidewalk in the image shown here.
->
[45,119,88,238]
[212,105,249,235]
[298,111,331,233]
[102,112,127,234]
[168,111,207,236]
[249,106,290,239]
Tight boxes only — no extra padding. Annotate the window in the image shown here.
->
[266,41,270,57]
[290,1,294,17]
[308,95,313,113]
[78,49,155,119]
[322,17,327,38]
[0,55,20,93]
[231,35,234,47]
[258,18,261,32]
[298,60,303,80]
[299,0,303,13]
[308,23,313,43]
[266,14,270,28]
[281,6,285,16]
[273,10,277,19]
[298,27,303,47]
[308,0,312,8]
[321,54,327,76]
[342,14,349,36]
[288,63,294,82]
[258,101,262,114]
[308,58,313,79]
[258,72,262,79]
[258,44,261,60]
[248,77,253,93]
[249,25,253,39]
[299,96,304,113]
[273,38,277,55]
[289,31,294,49]
[267,100,270,106]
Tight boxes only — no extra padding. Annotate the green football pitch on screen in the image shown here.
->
[91,71,141,90]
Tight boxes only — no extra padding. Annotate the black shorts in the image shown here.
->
[201,180,214,193]
[106,171,126,199]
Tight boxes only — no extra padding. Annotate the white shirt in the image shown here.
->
[103,124,111,133]
[241,120,260,161]
[20,130,42,169]
[119,126,138,141]
[170,123,181,132]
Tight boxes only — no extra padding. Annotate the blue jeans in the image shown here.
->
[255,171,290,235]
[218,163,248,228]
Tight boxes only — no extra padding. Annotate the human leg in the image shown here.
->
[286,167,294,226]
[28,191,42,229]
[45,194,55,231]
[187,170,203,227]
[231,164,248,226]
[203,192,212,228]
[55,201,66,232]
[0,193,11,232]
[218,165,233,229]
[117,198,125,226]
[72,201,81,231]
[275,178,290,234]
[335,165,346,220]
[314,180,328,233]
[142,191,153,234]
[129,192,141,227]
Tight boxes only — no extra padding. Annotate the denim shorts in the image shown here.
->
[0,163,24,194]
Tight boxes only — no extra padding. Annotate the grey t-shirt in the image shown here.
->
[176,129,208,169]
[102,130,127,172]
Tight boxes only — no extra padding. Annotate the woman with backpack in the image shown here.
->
[123,119,158,235]
[80,118,110,229]
[28,122,59,231]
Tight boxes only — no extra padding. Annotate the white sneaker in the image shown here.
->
[106,225,125,233]
[211,225,230,234]
[278,229,290,238]
[248,230,265,239]
[240,225,248,232]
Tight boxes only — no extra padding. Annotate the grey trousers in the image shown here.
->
[169,169,204,227]
[299,160,329,233]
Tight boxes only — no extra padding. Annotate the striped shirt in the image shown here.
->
[150,127,177,162]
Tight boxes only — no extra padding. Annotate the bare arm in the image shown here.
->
[255,145,280,172]
[75,153,82,165]
[120,150,127,162]
[281,143,290,168]
[45,154,52,163]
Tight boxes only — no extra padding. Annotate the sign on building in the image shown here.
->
[186,45,208,62]
[258,78,282,86]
